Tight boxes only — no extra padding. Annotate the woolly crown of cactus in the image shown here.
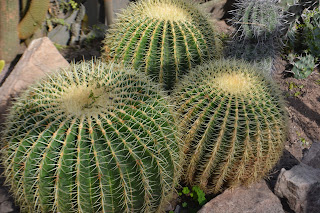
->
[172,59,287,194]
[1,61,181,213]
[103,0,221,90]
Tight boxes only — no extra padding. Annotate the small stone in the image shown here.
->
[302,142,320,169]
[275,163,320,213]
[0,188,8,203]
[198,181,284,213]
[0,200,13,213]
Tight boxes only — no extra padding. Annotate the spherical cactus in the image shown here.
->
[1,61,181,213]
[231,0,284,41]
[103,0,221,90]
[172,59,287,194]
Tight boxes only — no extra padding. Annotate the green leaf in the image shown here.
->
[182,187,190,195]
[182,202,188,208]
[192,186,207,205]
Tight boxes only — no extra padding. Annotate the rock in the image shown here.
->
[275,163,320,213]
[0,201,13,213]
[48,10,79,45]
[0,37,69,125]
[198,181,284,213]
[302,142,320,169]
[0,189,8,203]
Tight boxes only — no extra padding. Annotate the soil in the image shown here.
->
[0,0,319,213]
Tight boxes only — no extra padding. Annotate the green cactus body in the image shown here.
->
[103,0,221,90]
[1,61,181,212]
[18,0,50,39]
[0,0,20,62]
[232,0,284,41]
[228,0,285,74]
[172,59,287,194]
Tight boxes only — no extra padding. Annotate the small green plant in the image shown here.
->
[290,54,316,79]
[178,186,207,206]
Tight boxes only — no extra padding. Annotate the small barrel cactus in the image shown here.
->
[1,61,181,213]
[103,0,221,90]
[228,0,286,74]
[172,59,287,194]
[231,0,284,41]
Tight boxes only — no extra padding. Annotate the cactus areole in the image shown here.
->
[1,61,180,213]
[173,59,287,194]
[103,0,221,90]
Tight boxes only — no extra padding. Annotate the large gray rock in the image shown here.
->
[302,142,320,169]
[0,37,69,125]
[198,181,284,213]
[275,163,320,213]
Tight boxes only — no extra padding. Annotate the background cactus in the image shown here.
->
[302,6,320,58]
[1,61,181,213]
[103,0,221,90]
[18,0,50,40]
[172,59,287,194]
[228,0,285,74]
[0,0,20,63]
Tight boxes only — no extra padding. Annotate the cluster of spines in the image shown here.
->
[104,0,221,90]
[1,61,181,213]
[172,59,287,194]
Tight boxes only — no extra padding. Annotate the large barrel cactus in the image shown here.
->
[103,0,221,90]
[1,61,181,213]
[172,59,287,194]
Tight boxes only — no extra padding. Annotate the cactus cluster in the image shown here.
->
[172,59,287,194]
[103,0,221,90]
[0,1,291,211]
[1,61,181,213]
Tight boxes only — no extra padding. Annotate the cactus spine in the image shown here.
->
[18,0,50,40]
[1,61,181,213]
[172,59,287,194]
[103,0,221,90]
[0,0,20,62]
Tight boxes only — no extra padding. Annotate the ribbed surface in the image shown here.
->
[1,61,180,213]
[104,0,220,90]
[232,0,283,40]
[172,59,287,194]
